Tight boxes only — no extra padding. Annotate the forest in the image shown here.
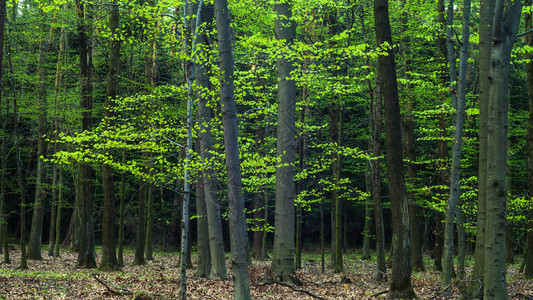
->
[0,0,532,299]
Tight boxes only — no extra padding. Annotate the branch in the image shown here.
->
[371,290,388,298]
[512,293,533,299]
[93,274,133,296]
[517,27,533,38]
[258,281,329,300]
[357,258,387,275]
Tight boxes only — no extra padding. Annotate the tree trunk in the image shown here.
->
[483,1,521,298]
[374,0,415,297]
[118,150,126,266]
[75,1,96,268]
[195,140,210,277]
[465,1,494,298]
[145,183,154,260]
[372,75,386,282]
[442,0,471,289]
[15,98,26,268]
[28,14,50,260]
[525,0,533,279]
[99,1,120,271]
[271,1,297,282]
[195,1,227,279]
[134,179,147,265]
[214,0,252,297]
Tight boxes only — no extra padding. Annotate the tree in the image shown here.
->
[194,0,227,279]
[271,0,297,282]
[483,0,522,298]
[442,0,471,288]
[373,0,415,297]
[214,0,251,297]
[525,0,533,278]
[99,1,120,271]
[27,11,50,261]
[75,0,96,268]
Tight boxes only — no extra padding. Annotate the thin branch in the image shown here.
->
[93,274,133,296]
[259,281,329,300]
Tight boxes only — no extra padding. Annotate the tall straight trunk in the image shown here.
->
[134,179,147,265]
[194,1,227,279]
[28,14,50,260]
[483,1,521,298]
[374,0,415,297]
[195,139,210,277]
[465,1,494,297]
[54,167,63,257]
[75,1,96,268]
[361,14,374,261]
[271,1,296,282]
[432,0,447,273]
[99,1,120,270]
[15,100,26,268]
[442,0,471,289]
[330,104,343,272]
[525,0,533,279]
[145,183,154,260]
[179,0,199,297]
[214,0,251,297]
[372,76,386,281]
[118,150,126,266]
[399,0,424,273]
[0,0,6,260]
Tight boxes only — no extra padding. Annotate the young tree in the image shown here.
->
[442,0,471,288]
[214,0,251,297]
[271,0,297,282]
[374,0,415,297]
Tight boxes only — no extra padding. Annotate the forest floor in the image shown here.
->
[0,246,531,299]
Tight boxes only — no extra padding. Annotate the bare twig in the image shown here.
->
[371,290,388,298]
[512,292,533,299]
[93,274,133,296]
[258,280,329,300]
[357,258,387,275]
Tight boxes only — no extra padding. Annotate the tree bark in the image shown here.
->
[134,179,147,265]
[372,76,386,282]
[99,1,120,271]
[195,140,211,278]
[214,0,252,297]
[75,1,96,268]
[525,0,533,279]
[483,1,521,298]
[374,0,415,297]
[442,0,471,289]
[28,13,50,261]
[271,1,297,282]
[465,1,494,297]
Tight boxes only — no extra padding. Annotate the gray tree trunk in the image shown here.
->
[525,0,533,279]
[483,1,521,298]
[442,0,471,289]
[271,1,297,282]
[214,0,251,297]
[463,1,494,297]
